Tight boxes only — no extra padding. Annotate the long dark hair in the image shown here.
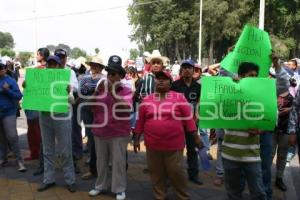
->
[37,48,50,62]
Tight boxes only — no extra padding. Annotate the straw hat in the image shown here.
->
[86,56,105,68]
[149,50,165,64]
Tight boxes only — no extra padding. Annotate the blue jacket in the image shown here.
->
[0,75,22,117]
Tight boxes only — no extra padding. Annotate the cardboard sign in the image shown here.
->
[221,25,272,77]
[22,68,71,113]
[199,76,277,130]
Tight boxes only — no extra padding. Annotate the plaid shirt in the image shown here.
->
[288,87,300,134]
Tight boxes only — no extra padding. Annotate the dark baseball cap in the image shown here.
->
[107,55,122,68]
[105,55,126,78]
[0,63,7,70]
[54,49,67,57]
[47,56,61,64]
[181,59,195,67]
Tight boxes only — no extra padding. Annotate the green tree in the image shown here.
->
[95,48,100,54]
[46,45,56,53]
[56,43,71,56]
[18,52,32,67]
[0,48,16,58]
[71,47,87,59]
[129,48,139,60]
[264,0,300,58]
[129,0,200,62]
[129,0,300,62]
[0,32,14,49]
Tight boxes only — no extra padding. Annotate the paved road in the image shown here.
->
[0,111,291,199]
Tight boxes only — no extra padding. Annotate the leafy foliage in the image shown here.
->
[18,51,32,67]
[0,32,14,49]
[128,0,300,64]
[129,48,140,60]
[71,47,87,59]
[0,48,16,58]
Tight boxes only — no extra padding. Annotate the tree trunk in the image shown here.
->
[175,39,182,62]
[182,42,186,60]
[208,37,214,65]
[295,38,300,58]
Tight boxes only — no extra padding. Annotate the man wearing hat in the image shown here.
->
[135,50,165,103]
[54,49,78,91]
[55,49,82,174]
[171,59,203,185]
[89,55,132,200]
[37,55,76,193]
[0,60,26,172]
[79,56,106,180]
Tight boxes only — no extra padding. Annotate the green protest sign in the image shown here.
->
[22,68,71,113]
[221,25,272,77]
[199,76,277,130]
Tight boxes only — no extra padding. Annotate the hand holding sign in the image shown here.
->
[22,68,71,113]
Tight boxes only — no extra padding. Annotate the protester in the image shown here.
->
[284,59,300,82]
[127,66,141,129]
[284,59,300,163]
[272,86,293,191]
[143,51,151,73]
[55,49,79,90]
[0,60,26,172]
[6,61,19,82]
[25,48,49,164]
[77,63,88,81]
[88,55,132,200]
[192,63,202,83]
[54,48,81,174]
[133,70,202,200]
[79,56,105,180]
[37,55,76,193]
[134,50,165,173]
[135,50,164,107]
[171,60,180,79]
[213,129,225,186]
[288,62,300,165]
[171,59,203,185]
[222,62,267,200]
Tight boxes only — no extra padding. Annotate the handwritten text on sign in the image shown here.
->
[22,68,71,113]
[221,25,272,77]
[199,77,277,130]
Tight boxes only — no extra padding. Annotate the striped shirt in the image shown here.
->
[79,74,104,102]
[221,130,261,162]
[137,72,155,98]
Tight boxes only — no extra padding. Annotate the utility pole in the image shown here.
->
[198,0,203,65]
[34,0,38,52]
[259,0,265,30]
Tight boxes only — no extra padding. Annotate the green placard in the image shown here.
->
[22,68,71,113]
[221,25,272,77]
[199,76,277,130]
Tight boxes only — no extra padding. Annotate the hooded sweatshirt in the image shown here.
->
[0,75,23,117]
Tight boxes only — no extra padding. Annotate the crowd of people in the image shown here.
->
[0,47,300,200]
